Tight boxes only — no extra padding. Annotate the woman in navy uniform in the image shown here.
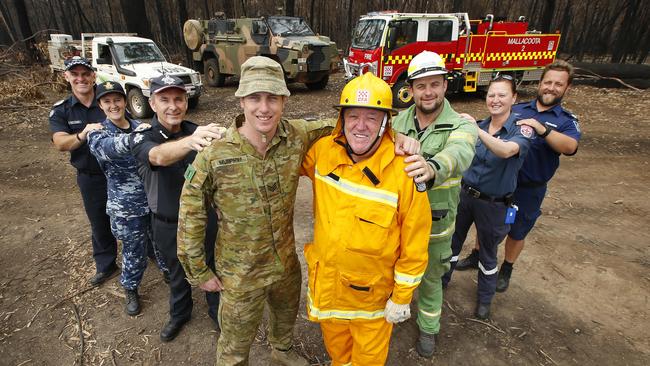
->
[86,81,168,315]
[442,75,533,319]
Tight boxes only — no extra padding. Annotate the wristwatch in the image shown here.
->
[540,125,552,138]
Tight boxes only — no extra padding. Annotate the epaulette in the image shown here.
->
[134,123,152,132]
[52,99,65,107]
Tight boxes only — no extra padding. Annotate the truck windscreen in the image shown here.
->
[112,42,166,65]
[351,19,386,50]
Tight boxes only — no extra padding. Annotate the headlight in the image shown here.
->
[142,78,151,87]
[190,73,200,84]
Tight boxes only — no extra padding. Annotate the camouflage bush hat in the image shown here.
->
[235,56,290,97]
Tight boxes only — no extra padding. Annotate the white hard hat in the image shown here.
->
[407,51,447,81]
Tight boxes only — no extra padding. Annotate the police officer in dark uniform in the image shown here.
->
[129,74,224,342]
[49,56,118,285]
[455,61,582,293]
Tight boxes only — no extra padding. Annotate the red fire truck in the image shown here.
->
[344,12,562,107]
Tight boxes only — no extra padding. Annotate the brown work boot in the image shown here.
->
[270,347,309,366]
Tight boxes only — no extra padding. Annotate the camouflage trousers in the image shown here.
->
[110,215,167,290]
[216,265,302,366]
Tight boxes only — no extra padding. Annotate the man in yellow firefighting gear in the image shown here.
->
[300,72,432,365]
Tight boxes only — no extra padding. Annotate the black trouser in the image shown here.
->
[76,172,117,273]
[152,210,219,322]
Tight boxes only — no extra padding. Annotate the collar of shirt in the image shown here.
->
[224,114,290,156]
[150,115,197,140]
[101,117,139,133]
[522,99,563,118]
[401,98,460,136]
[69,93,99,109]
[322,131,397,180]
[479,112,519,137]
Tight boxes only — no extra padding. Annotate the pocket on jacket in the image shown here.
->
[346,206,395,257]
[335,270,389,309]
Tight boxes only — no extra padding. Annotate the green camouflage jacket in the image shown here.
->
[177,115,334,291]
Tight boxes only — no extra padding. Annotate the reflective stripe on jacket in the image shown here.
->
[301,130,431,321]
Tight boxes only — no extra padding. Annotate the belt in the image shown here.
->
[461,183,512,205]
[518,181,547,188]
[77,169,104,176]
[153,212,178,224]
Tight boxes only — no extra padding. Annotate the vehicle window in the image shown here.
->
[388,20,418,50]
[351,19,386,50]
[267,17,315,37]
[112,43,166,65]
[428,20,453,42]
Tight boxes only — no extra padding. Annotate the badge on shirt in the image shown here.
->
[520,124,534,139]
[184,165,196,182]
[132,133,144,144]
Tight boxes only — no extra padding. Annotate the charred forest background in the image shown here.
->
[1,0,649,66]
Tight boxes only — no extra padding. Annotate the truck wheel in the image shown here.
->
[306,75,329,90]
[392,79,413,109]
[127,88,153,119]
[188,96,199,110]
[204,58,225,87]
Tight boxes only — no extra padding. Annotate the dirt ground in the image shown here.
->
[0,70,649,366]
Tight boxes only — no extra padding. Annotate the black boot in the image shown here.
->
[496,262,513,293]
[415,330,436,358]
[125,289,141,316]
[456,249,479,271]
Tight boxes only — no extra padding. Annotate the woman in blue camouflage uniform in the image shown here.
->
[87,81,168,315]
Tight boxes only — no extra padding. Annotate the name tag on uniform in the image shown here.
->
[214,156,247,167]
[68,120,83,126]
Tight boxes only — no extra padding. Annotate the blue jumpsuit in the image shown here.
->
[87,118,168,290]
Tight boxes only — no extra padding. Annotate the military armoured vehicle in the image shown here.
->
[183,15,339,90]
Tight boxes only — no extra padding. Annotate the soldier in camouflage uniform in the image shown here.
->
[177,57,335,366]
[87,81,169,315]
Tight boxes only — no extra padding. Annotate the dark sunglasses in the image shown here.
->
[492,74,514,81]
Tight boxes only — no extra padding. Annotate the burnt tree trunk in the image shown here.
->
[119,0,152,38]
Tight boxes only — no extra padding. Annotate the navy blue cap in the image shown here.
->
[64,56,94,71]
[150,74,186,95]
[96,81,126,101]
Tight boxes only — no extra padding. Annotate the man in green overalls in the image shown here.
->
[392,51,478,358]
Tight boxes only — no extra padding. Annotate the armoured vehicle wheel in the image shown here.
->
[306,75,329,90]
[204,58,225,87]
[392,79,413,109]
[127,88,153,119]
[188,96,199,109]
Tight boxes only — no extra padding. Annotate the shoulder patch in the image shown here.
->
[134,123,151,132]
[520,124,534,139]
[573,119,581,133]
[184,165,196,181]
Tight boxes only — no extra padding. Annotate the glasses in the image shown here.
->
[492,74,514,81]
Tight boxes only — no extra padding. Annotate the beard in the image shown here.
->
[416,98,443,115]
[537,92,563,107]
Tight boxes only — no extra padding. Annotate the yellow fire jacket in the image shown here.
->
[301,130,432,322]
